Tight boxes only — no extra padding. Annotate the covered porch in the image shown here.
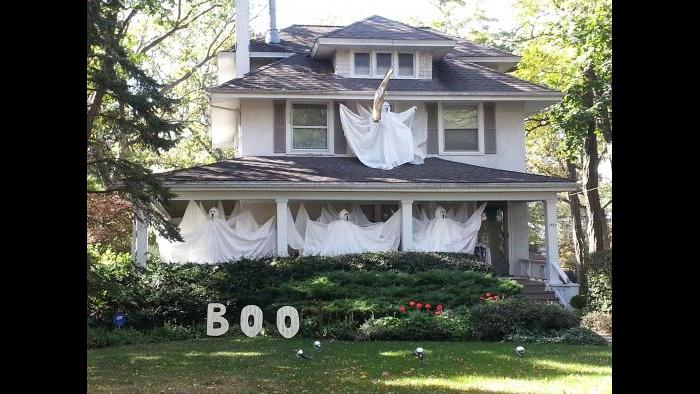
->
[134,156,578,304]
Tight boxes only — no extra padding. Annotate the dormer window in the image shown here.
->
[350,50,418,78]
[398,53,415,76]
[353,52,370,76]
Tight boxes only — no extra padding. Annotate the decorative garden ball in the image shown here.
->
[296,349,310,359]
[313,340,322,351]
[515,346,525,357]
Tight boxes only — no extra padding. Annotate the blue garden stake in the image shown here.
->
[113,313,126,329]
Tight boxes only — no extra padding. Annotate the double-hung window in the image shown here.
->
[375,52,392,76]
[442,104,481,152]
[397,53,415,77]
[291,103,328,151]
[353,52,370,76]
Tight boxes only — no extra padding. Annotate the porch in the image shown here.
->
[136,156,579,304]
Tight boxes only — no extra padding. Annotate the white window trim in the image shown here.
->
[350,50,419,79]
[438,102,485,155]
[286,100,334,154]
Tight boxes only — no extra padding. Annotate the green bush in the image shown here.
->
[505,327,608,346]
[581,249,612,313]
[570,295,586,309]
[469,298,580,341]
[87,323,210,349]
[88,252,504,330]
[581,311,612,334]
[358,310,471,341]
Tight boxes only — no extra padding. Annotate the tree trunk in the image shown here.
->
[581,66,609,253]
[567,161,587,266]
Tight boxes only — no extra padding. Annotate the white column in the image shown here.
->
[507,201,530,276]
[544,198,562,284]
[134,213,148,267]
[400,200,413,251]
[276,199,289,257]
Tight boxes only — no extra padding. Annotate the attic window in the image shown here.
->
[354,52,370,76]
[398,53,415,76]
[375,52,392,76]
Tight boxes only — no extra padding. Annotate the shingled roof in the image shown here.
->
[156,156,574,188]
[211,54,557,95]
[320,15,453,41]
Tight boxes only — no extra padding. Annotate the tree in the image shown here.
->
[88,0,188,243]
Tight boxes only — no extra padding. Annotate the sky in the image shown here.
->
[248,0,518,34]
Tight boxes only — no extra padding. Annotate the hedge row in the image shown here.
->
[581,249,612,313]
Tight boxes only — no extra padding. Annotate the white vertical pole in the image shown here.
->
[544,198,562,284]
[400,200,413,251]
[235,0,250,77]
[276,199,289,257]
[134,212,148,267]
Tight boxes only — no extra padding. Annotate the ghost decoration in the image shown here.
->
[412,203,488,253]
[337,72,426,170]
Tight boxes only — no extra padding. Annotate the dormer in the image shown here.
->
[310,16,456,80]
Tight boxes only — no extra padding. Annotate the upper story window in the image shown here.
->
[441,103,483,153]
[291,103,329,151]
[351,50,418,78]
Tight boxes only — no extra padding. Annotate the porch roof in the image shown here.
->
[156,156,576,191]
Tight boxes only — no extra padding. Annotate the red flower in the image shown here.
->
[425,304,432,310]
[485,292,493,298]
[408,301,416,308]
[479,296,485,301]
[399,306,406,313]
[416,303,423,310]
[436,304,443,311]
[493,296,499,301]
[434,311,442,316]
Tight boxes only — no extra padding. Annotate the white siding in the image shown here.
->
[334,49,352,77]
[240,99,274,156]
[418,52,432,79]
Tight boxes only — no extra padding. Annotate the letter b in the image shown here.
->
[206,303,229,336]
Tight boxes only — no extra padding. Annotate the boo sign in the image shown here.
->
[207,303,299,338]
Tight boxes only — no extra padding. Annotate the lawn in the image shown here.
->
[87,336,611,393]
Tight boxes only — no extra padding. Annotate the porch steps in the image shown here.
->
[510,278,559,302]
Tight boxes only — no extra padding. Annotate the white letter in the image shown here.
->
[207,303,229,336]
[240,305,263,337]
[276,306,299,338]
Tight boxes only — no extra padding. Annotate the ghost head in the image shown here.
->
[382,101,391,113]
[208,207,219,219]
[339,209,350,221]
[435,206,447,219]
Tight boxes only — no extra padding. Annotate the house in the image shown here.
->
[135,0,579,304]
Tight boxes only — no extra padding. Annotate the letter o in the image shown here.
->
[276,306,299,338]
[239,305,263,337]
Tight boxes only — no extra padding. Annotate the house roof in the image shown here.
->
[229,19,516,58]
[156,156,575,189]
[210,54,557,95]
[320,15,453,41]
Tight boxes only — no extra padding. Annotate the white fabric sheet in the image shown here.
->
[413,203,487,253]
[339,103,426,170]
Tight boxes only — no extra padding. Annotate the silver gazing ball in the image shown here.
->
[313,340,321,351]
[296,349,304,358]
[515,346,525,356]
[413,347,425,363]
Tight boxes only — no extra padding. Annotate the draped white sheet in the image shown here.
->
[302,208,402,256]
[339,102,426,170]
[413,203,487,253]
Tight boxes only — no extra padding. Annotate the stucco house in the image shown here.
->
[134,0,579,304]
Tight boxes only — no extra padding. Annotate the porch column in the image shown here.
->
[400,200,413,251]
[133,211,148,267]
[276,198,289,257]
[544,198,563,284]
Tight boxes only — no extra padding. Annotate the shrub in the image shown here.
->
[320,319,357,340]
[570,295,586,309]
[87,323,209,349]
[505,327,607,346]
[469,297,579,341]
[358,309,471,341]
[88,252,512,330]
[581,311,612,334]
[581,249,612,313]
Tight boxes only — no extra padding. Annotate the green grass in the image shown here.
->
[87,336,611,393]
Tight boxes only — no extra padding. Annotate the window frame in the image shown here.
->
[286,100,334,154]
[351,50,371,77]
[373,51,394,77]
[396,51,417,79]
[438,102,485,155]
